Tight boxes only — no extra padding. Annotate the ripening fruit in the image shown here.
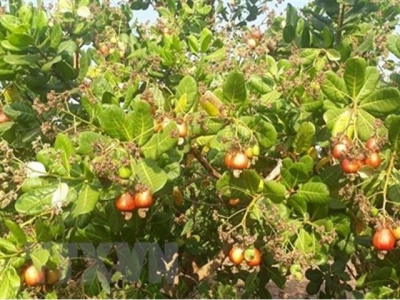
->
[366,137,379,151]
[45,269,60,285]
[245,147,253,159]
[118,166,132,179]
[23,265,45,286]
[229,198,240,206]
[99,43,109,56]
[252,145,260,156]
[332,143,348,159]
[229,247,244,265]
[391,227,400,240]
[230,152,249,169]
[134,189,153,208]
[341,158,362,173]
[246,38,257,49]
[373,228,396,251]
[340,135,352,146]
[365,152,381,168]
[0,110,10,123]
[177,123,187,138]
[244,248,261,266]
[115,192,136,212]
[250,28,263,40]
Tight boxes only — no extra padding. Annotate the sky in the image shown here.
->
[133,0,311,24]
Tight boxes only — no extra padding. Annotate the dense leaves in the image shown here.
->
[0,0,400,298]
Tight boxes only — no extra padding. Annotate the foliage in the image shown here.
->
[1,0,400,298]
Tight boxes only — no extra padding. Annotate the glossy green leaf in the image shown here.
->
[0,267,20,299]
[294,122,315,154]
[344,57,366,99]
[55,133,75,175]
[3,54,40,65]
[99,106,134,141]
[264,181,286,203]
[200,28,212,52]
[133,159,168,193]
[71,184,100,217]
[298,182,330,204]
[142,121,178,160]
[175,75,198,113]
[359,88,400,117]
[321,71,348,104]
[216,170,263,198]
[77,132,105,155]
[5,219,27,247]
[387,34,400,58]
[30,248,50,271]
[222,71,247,107]
[355,109,376,141]
[356,67,380,103]
[7,33,34,48]
[131,101,154,145]
[15,186,55,215]
[0,15,22,32]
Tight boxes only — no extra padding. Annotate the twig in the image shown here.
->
[190,146,222,179]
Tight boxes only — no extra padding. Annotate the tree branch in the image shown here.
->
[190,146,222,179]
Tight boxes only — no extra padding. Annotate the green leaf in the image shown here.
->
[300,49,320,65]
[298,182,330,204]
[3,54,40,66]
[71,184,100,217]
[57,40,77,55]
[41,56,63,73]
[200,28,212,52]
[287,194,307,216]
[175,76,198,113]
[0,15,22,32]
[321,71,348,104]
[240,116,277,148]
[264,181,286,203]
[133,159,168,193]
[359,88,400,117]
[188,35,199,53]
[5,219,27,247]
[7,33,34,48]
[325,49,341,61]
[222,71,247,107]
[295,229,319,252]
[15,186,55,215]
[344,57,366,99]
[216,170,263,198]
[77,132,105,155]
[388,115,400,150]
[99,106,134,141]
[294,122,315,154]
[356,67,380,103]
[323,108,354,137]
[0,267,20,299]
[356,109,376,141]
[55,133,75,175]
[50,24,63,49]
[142,121,178,160]
[0,237,18,254]
[30,248,50,271]
[131,101,154,145]
[54,61,77,80]
[2,103,36,123]
[283,25,296,43]
[387,34,400,58]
